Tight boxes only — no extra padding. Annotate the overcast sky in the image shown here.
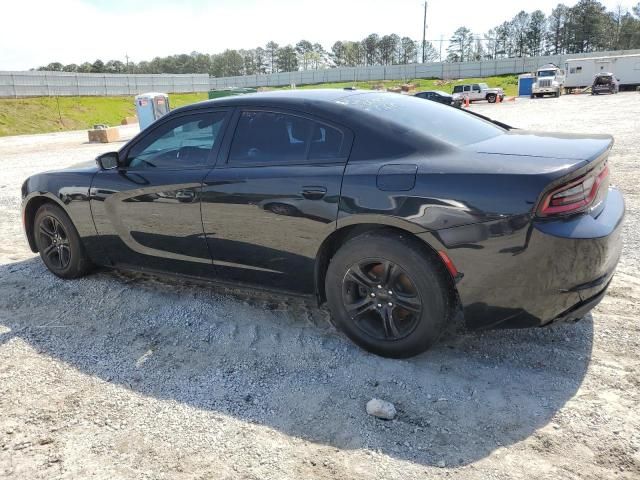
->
[0,0,633,70]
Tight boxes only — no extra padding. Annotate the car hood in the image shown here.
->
[45,159,100,174]
[467,130,613,161]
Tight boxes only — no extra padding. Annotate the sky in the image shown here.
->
[0,0,634,70]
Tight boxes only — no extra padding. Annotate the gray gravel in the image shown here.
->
[1,94,639,479]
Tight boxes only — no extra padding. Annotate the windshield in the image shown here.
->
[478,83,489,89]
[337,92,504,147]
[537,70,556,77]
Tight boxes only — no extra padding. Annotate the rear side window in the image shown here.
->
[228,111,344,165]
[309,124,343,159]
[453,86,463,93]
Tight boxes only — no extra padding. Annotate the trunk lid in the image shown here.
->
[468,130,613,162]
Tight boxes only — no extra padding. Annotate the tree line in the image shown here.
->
[447,0,640,61]
[36,0,640,76]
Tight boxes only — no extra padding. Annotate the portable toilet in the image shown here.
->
[135,92,170,130]
[518,74,535,97]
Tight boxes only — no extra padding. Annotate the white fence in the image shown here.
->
[0,72,210,97]
[2,49,639,97]
[209,49,640,88]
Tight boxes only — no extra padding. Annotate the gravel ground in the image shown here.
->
[1,94,639,480]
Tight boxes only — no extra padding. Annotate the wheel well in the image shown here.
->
[315,224,459,309]
[23,196,58,252]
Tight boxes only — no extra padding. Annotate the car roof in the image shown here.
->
[176,89,361,112]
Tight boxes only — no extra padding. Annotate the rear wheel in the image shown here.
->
[325,231,451,358]
[34,203,93,279]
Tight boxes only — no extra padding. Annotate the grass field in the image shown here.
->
[0,93,207,137]
[0,74,518,137]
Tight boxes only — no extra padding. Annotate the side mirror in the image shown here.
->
[96,151,120,170]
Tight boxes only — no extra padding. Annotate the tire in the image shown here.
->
[325,231,452,358]
[34,203,93,279]
[530,94,535,99]
[487,94,497,103]
[555,90,560,98]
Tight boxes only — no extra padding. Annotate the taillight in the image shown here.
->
[538,163,609,217]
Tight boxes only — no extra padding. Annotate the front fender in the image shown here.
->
[21,172,98,255]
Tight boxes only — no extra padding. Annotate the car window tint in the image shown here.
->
[337,92,504,147]
[127,113,225,169]
[309,123,343,159]
[229,111,316,164]
[453,86,462,93]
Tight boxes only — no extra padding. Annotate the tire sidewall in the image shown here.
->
[325,233,449,358]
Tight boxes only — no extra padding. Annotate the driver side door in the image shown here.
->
[90,109,231,277]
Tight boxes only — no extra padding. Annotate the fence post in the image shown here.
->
[11,73,16,98]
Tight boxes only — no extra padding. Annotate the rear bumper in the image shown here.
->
[429,187,624,329]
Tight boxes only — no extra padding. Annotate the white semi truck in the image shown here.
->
[531,64,565,98]
[564,53,640,91]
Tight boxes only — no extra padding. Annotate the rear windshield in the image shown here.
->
[337,92,504,146]
[595,76,613,85]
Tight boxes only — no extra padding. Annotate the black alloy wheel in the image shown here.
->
[342,259,422,341]
[34,203,93,279]
[38,215,72,270]
[324,230,451,358]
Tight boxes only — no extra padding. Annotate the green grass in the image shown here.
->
[0,93,208,137]
[0,75,519,137]
[276,74,519,97]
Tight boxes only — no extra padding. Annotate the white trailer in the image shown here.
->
[565,53,640,90]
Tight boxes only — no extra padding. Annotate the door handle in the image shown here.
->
[175,190,196,203]
[301,186,327,200]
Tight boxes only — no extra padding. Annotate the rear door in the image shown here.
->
[90,109,230,277]
[201,108,353,293]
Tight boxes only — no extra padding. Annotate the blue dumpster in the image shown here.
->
[135,92,170,130]
[518,74,534,97]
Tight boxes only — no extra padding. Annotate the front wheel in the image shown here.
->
[34,203,93,279]
[325,231,452,358]
[487,94,497,103]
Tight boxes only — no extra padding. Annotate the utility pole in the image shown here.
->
[422,1,428,63]
[125,53,130,73]
[439,34,443,62]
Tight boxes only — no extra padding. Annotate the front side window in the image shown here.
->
[229,111,344,164]
[453,86,463,93]
[126,112,227,169]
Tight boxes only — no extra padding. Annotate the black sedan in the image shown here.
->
[21,90,624,358]
[414,90,461,107]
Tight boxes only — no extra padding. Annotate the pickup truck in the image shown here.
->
[452,83,505,103]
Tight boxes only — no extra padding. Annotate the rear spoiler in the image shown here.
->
[462,109,515,131]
